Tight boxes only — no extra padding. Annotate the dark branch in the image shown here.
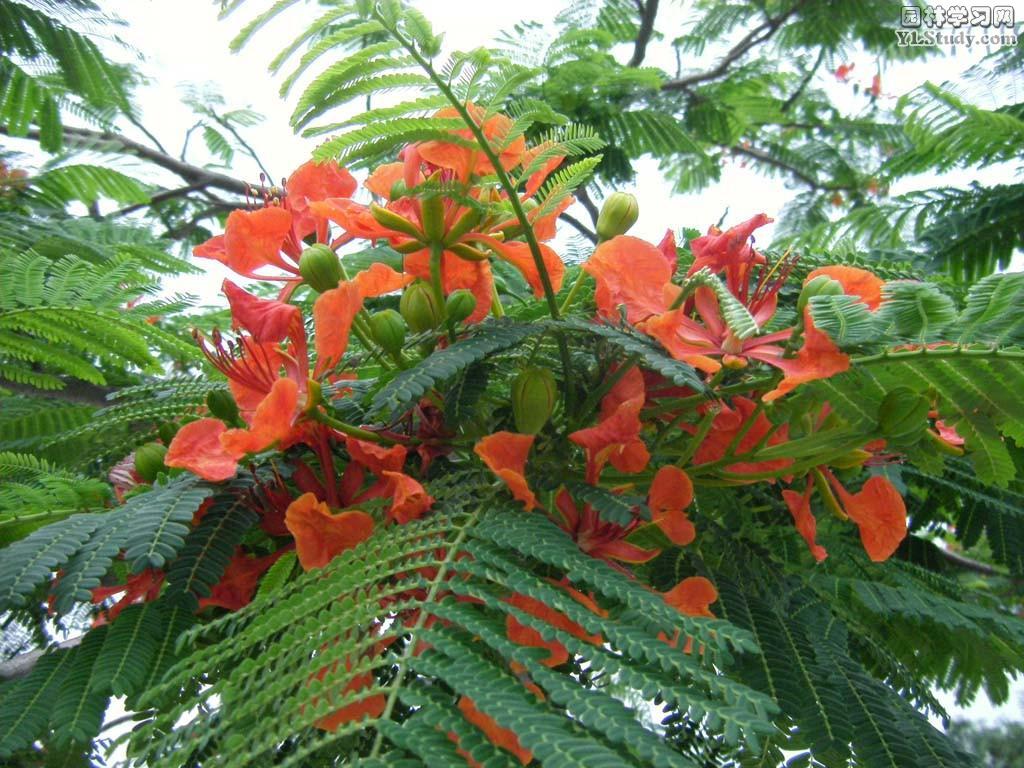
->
[628,0,659,67]
[109,181,215,218]
[781,48,826,113]
[1,124,253,198]
[0,636,82,682]
[935,544,1014,579]
[732,144,849,192]
[662,1,805,91]
[559,212,598,243]
[574,185,600,225]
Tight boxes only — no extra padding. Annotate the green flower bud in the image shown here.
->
[596,192,639,241]
[511,367,557,435]
[369,309,408,354]
[298,244,343,293]
[134,442,167,483]
[206,389,240,424]
[445,289,477,325]
[877,386,931,446]
[420,194,446,243]
[400,281,443,334]
[797,275,845,313]
[370,202,423,240]
[157,422,179,445]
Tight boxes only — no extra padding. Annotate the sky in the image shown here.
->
[93,0,1024,730]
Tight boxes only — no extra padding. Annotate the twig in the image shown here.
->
[559,212,597,243]
[662,1,805,91]
[628,0,659,67]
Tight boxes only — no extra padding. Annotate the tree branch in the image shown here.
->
[109,181,214,218]
[574,185,600,225]
[0,635,82,682]
[781,47,826,113]
[628,0,659,67]
[662,1,805,91]
[732,143,850,192]
[559,212,597,243]
[1,124,253,198]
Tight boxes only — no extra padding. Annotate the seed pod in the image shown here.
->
[400,281,443,333]
[298,244,343,293]
[596,192,639,241]
[797,275,845,313]
[134,442,168,483]
[877,387,931,446]
[207,389,241,424]
[511,367,557,435]
[445,289,477,325]
[370,309,408,354]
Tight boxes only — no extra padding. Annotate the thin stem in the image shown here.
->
[369,512,476,757]
[429,241,455,342]
[559,266,590,314]
[312,410,389,443]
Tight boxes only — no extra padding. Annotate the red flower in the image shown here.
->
[505,583,604,667]
[193,160,355,282]
[826,471,907,562]
[284,493,375,571]
[690,396,792,478]
[648,465,696,546]
[474,432,539,510]
[457,696,532,765]
[569,367,650,483]
[199,548,285,611]
[782,484,828,562]
[554,488,659,564]
[90,569,164,624]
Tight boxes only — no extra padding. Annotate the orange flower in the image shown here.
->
[825,472,907,562]
[648,465,696,546]
[505,583,605,667]
[194,160,356,281]
[569,367,650,483]
[688,213,771,295]
[781,484,828,562]
[805,265,885,310]
[199,549,284,611]
[761,308,850,402]
[381,471,434,524]
[309,650,386,731]
[690,396,792,478]
[284,493,375,570]
[418,104,526,180]
[345,436,408,474]
[554,488,660,564]
[584,235,675,324]
[661,576,718,653]
[457,696,532,765]
[90,568,164,624]
[474,432,538,510]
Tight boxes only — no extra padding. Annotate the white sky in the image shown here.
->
[94,0,1024,731]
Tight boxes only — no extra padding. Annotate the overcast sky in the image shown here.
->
[100,0,1023,727]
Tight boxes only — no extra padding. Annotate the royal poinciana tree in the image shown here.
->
[1,1,1023,766]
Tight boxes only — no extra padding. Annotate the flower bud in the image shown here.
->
[797,275,845,313]
[134,442,167,483]
[596,192,639,241]
[298,244,343,293]
[157,422,179,445]
[831,448,873,469]
[207,389,241,424]
[877,387,931,446]
[420,193,446,243]
[445,289,477,325]
[369,309,408,354]
[511,367,557,434]
[400,281,443,333]
[370,202,423,240]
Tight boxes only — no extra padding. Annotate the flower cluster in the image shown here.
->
[87,105,938,743]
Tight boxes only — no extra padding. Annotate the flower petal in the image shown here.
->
[649,466,696,546]
[474,432,538,510]
[224,279,303,344]
[584,235,674,323]
[224,207,293,275]
[663,576,717,618]
[491,240,565,297]
[286,160,356,236]
[220,377,300,457]
[382,471,434,524]
[345,436,407,474]
[165,418,237,482]
[353,262,413,299]
[313,281,363,376]
[310,197,397,239]
[761,309,850,402]
[782,485,828,562]
[364,162,406,199]
[689,213,771,276]
[284,492,375,570]
[806,265,884,310]
[458,696,532,765]
[832,475,907,562]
